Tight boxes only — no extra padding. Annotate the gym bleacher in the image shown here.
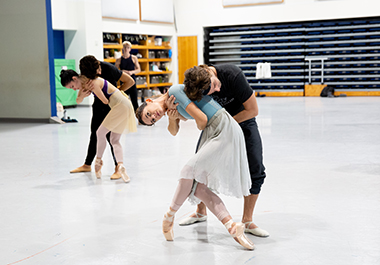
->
[204,17,380,94]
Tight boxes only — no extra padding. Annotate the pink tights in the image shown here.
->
[96,125,123,162]
[170,179,230,221]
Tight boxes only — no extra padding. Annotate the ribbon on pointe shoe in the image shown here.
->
[95,158,103,179]
[163,209,176,241]
[117,164,130,183]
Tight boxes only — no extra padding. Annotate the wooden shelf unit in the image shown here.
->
[103,33,173,92]
[136,82,172,89]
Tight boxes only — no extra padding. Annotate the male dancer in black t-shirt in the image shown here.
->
[70,56,134,179]
[181,64,269,237]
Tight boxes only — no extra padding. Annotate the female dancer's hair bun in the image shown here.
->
[60,69,78,86]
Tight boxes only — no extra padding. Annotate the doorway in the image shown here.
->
[177,36,198,84]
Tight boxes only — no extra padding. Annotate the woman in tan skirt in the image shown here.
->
[60,55,137,182]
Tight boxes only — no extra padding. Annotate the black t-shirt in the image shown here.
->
[210,64,253,117]
[99,61,122,87]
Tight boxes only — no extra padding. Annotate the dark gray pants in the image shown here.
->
[239,117,266,194]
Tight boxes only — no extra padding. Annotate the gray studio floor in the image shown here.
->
[1,96,380,265]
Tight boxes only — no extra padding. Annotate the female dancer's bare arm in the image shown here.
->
[91,79,109,105]
[167,110,180,136]
[118,72,135,91]
[167,110,187,136]
[76,88,91,104]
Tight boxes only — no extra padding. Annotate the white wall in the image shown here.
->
[52,0,104,105]
[51,0,178,90]
[174,0,380,64]
[0,0,52,119]
[52,0,103,66]
[51,0,176,76]
[51,0,79,31]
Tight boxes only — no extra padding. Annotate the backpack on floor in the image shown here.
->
[320,86,335,97]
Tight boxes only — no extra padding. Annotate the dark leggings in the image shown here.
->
[240,117,266,195]
[84,97,117,166]
[124,84,139,112]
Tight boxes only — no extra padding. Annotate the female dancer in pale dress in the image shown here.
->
[60,55,136,182]
[136,84,255,250]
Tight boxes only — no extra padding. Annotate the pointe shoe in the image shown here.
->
[70,165,91,173]
[110,166,121,180]
[95,158,103,179]
[163,211,175,241]
[117,164,130,183]
[244,222,269,237]
[179,212,207,226]
[228,221,255,250]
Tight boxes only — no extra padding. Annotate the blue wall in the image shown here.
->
[53,30,65,59]
[46,0,57,117]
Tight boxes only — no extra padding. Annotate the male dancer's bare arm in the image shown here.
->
[233,94,259,124]
[118,72,135,91]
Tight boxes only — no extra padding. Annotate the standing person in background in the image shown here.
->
[182,64,269,238]
[68,56,134,180]
[115,41,141,112]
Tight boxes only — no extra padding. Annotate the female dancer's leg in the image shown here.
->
[163,180,254,250]
[109,132,130,182]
